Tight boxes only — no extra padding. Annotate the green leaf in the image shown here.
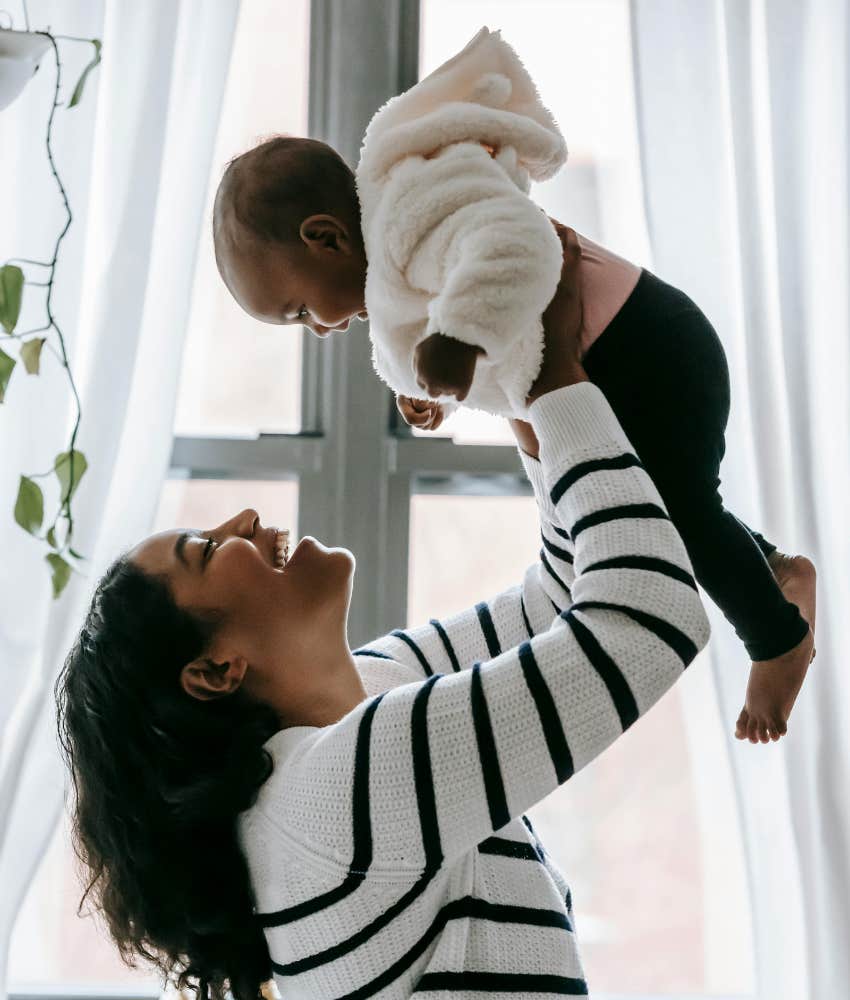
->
[46,553,72,598]
[67,39,102,109]
[0,346,15,402]
[46,525,58,548]
[0,265,24,333]
[14,476,44,535]
[54,449,88,505]
[21,337,46,374]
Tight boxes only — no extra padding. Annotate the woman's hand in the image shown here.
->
[396,394,446,432]
[507,418,540,459]
[525,222,589,408]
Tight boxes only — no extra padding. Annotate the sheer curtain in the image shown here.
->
[630,1,850,997]
[0,2,241,996]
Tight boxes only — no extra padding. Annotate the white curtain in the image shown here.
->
[630,1,850,997]
[0,1,241,995]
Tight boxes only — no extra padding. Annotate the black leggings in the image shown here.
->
[581,268,809,662]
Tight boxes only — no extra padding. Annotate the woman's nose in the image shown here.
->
[215,508,259,538]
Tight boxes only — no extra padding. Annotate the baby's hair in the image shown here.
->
[212,134,359,270]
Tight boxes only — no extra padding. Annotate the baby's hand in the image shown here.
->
[413,333,484,402]
[396,394,446,432]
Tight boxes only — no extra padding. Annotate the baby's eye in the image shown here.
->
[296,306,308,320]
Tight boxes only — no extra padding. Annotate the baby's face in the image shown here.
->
[220,224,368,338]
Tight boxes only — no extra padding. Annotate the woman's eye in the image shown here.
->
[204,537,216,561]
[297,306,308,320]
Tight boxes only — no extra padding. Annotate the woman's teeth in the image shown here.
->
[273,529,290,569]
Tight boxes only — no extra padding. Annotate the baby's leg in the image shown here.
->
[582,271,814,741]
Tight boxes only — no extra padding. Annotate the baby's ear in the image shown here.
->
[300,214,349,253]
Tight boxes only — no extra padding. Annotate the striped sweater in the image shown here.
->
[236,382,712,999]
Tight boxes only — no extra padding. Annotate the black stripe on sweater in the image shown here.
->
[520,595,533,639]
[352,649,394,660]
[541,530,574,564]
[570,501,669,541]
[269,867,440,974]
[256,872,364,926]
[471,662,510,830]
[571,600,700,666]
[429,618,461,671]
[540,548,570,594]
[478,835,541,862]
[562,609,640,729]
[583,554,698,591]
[518,640,575,782]
[271,895,582,997]
[411,676,445,868]
[521,814,546,860]
[476,601,502,657]
[256,694,382,927]
[391,629,433,675]
[416,970,588,995]
[550,452,643,506]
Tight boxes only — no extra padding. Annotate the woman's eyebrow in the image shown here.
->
[174,530,201,568]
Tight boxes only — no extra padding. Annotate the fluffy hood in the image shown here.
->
[357,26,567,187]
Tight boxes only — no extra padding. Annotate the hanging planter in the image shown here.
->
[0,27,51,110]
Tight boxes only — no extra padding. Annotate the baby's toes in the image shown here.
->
[768,718,787,741]
[735,708,750,740]
[746,714,761,744]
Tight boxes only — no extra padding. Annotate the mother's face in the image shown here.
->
[128,508,355,704]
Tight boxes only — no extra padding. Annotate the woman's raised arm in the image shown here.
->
[252,382,711,878]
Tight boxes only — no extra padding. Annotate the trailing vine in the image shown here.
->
[0,15,101,597]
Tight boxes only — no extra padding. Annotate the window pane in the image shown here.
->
[415,0,652,446]
[154,477,299,535]
[173,0,310,438]
[10,478,298,989]
[407,493,756,995]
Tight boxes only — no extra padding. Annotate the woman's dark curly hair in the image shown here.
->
[54,554,283,1000]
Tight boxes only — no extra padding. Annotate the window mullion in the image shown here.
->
[300,0,421,646]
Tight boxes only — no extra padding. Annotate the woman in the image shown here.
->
[55,230,711,1000]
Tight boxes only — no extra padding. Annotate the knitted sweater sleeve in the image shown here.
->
[274,383,712,878]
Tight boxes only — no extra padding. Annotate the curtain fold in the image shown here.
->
[630,1,850,997]
[0,1,241,994]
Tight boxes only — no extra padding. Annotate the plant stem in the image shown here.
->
[36,31,83,543]
[52,33,96,45]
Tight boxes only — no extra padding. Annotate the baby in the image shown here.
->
[212,28,816,744]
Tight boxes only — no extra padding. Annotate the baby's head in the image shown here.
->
[213,135,368,337]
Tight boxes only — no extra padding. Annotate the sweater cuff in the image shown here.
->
[528,382,637,472]
[517,446,560,523]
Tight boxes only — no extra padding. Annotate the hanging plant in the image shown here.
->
[1,4,102,598]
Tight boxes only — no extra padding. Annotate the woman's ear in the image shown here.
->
[180,654,248,701]
[300,214,351,253]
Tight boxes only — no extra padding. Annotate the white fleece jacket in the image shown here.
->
[356,26,568,420]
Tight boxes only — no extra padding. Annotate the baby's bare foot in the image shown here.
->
[767,552,817,651]
[735,553,817,744]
